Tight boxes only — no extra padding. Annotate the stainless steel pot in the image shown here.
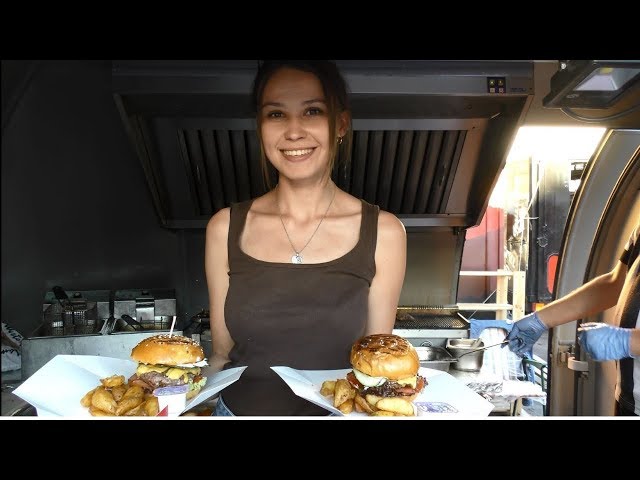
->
[446,338,485,371]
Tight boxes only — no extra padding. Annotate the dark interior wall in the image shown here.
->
[1,60,187,335]
[181,231,209,317]
[400,229,464,306]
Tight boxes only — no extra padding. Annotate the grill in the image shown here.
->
[396,306,468,329]
[393,306,470,347]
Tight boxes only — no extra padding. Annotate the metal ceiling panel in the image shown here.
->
[112,60,534,229]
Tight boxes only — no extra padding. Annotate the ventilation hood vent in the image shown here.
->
[112,60,534,229]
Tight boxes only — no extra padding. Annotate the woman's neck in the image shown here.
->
[275,179,336,220]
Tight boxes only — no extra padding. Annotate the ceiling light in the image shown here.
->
[543,60,640,109]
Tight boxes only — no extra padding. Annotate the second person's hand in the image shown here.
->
[578,322,632,361]
[505,311,548,356]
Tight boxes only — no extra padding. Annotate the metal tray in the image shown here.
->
[416,346,457,372]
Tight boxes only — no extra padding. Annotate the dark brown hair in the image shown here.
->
[251,60,352,189]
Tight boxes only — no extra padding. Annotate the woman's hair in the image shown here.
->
[251,60,352,189]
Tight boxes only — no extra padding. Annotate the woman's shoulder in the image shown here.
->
[344,194,404,237]
[206,207,231,241]
[207,197,260,228]
[377,208,406,238]
[337,190,365,213]
[246,192,273,215]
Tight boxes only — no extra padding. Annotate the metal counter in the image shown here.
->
[21,330,182,380]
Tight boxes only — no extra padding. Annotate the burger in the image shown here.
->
[346,333,426,400]
[129,334,207,400]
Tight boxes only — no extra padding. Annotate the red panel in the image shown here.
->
[459,207,504,302]
[547,254,558,294]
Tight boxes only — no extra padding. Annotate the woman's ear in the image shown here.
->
[337,111,350,138]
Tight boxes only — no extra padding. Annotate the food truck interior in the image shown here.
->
[2,60,639,416]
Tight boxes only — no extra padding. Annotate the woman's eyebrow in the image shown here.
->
[261,98,327,109]
[261,101,284,109]
[302,98,326,105]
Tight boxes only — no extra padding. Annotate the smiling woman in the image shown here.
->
[253,61,351,188]
[257,69,343,185]
[203,60,408,416]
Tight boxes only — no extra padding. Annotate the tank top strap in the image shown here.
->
[227,199,254,263]
[359,199,380,254]
[347,200,379,279]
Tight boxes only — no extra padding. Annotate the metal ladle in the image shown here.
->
[454,339,511,358]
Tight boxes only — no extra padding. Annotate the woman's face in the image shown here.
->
[260,67,342,182]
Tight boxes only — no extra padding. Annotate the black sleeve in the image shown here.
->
[619,225,640,267]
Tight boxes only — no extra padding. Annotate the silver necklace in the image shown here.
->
[278,186,336,264]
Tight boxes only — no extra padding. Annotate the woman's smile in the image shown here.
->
[280,147,316,161]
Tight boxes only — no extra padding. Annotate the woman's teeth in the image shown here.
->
[282,148,313,156]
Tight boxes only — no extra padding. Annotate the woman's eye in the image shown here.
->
[306,107,323,116]
[266,111,284,119]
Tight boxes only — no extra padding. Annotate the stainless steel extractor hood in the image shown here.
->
[112,60,534,230]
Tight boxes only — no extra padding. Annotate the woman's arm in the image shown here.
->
[365,211,407,335]
[537,260,628,328]
[205,207,235,372]
[630,329,640,357]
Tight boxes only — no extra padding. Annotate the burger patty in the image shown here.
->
[131,371,196,390]
[347,371,427,398]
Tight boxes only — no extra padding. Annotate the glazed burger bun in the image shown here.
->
[347,334,426,402]
[350,333,419,380]
[131,334,205,366]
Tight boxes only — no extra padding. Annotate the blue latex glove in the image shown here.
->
[578,322,631,361]
[505,311,547,356]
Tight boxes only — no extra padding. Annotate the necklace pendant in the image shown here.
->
[291,253,303,264]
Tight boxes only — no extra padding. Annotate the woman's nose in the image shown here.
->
[284,117,306,140]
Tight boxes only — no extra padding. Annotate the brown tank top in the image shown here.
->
[221,198,379,415]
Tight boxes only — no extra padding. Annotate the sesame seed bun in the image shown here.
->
[131,334,205,366]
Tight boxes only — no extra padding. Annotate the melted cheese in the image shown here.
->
[137,364,168,374]
[166,367,189,380]
[396,376,417,388]
[137,364,200,378]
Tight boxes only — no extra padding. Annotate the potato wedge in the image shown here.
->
[115,396,144,416]
[355,395,376,414]
[333,379,355,408]
[365,394,383,408]
[370,410,395,416]
[375,397,415,416]
[320,380,336,397]
[89,405,115,417]
[100,375,125,388]
[338,399,354,415]
[111,385,127,402]
[143,397,159,417]
[91,387,117,414]
[124,403,147,416]
[80,387,98,408]
[122,385,145,400]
